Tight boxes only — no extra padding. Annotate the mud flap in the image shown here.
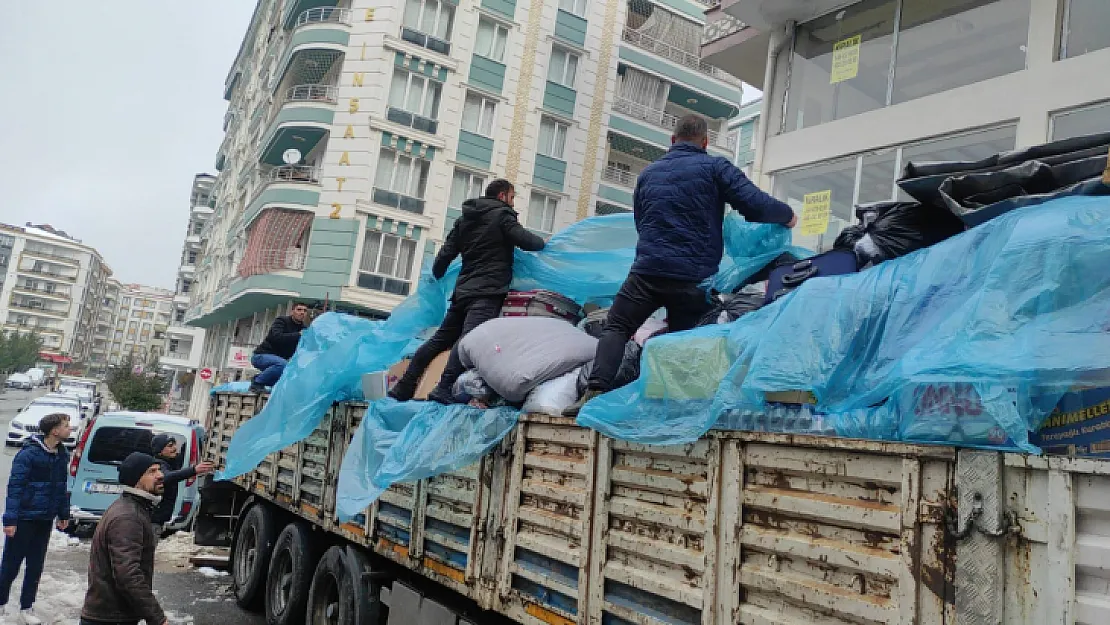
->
[194,479,245,547]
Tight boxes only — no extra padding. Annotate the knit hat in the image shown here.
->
[119,452,159,488]
[151,434,174,457]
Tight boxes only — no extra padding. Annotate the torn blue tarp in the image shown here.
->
[220,212,799,484]
[579,194,1110,452]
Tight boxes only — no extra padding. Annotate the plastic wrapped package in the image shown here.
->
[457,317,597,402]
[577,340,643,396]
[697,290,765,326]
[581,195,1110,450]
[703,214,811,295]
[452,370,495,404]
[522,368,582,415]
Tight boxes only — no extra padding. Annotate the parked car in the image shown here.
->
[58,376,100,416]
[7,402,80,448]
[68,412,206,534]
[25,367,46,387]
[25,393,87,428]
[4,373,33,390]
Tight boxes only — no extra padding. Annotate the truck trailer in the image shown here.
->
[195,391,1110,625]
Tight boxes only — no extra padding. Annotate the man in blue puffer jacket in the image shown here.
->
[1,412,72,625]
[566,114,797,416]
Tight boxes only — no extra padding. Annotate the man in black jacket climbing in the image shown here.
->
[149,435,214,538]
[389,179,545,404]
[249,302,309,393]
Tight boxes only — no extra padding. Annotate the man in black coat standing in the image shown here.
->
[389,179,545,404]
[149,435,214,538]
[249,302,309,393]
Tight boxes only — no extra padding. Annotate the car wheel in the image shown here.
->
[265,523,318,625]
[231,503,277,610]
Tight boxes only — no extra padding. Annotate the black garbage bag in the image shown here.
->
[697,292,765,326]
[847,200,965,265]
[576,340,642,396]
[834,224,866,251]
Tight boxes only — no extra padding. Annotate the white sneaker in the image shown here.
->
[17,608,43,625]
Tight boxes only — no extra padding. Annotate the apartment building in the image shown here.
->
[731,98,760,173]
[186,0,744,399]
[161,174,213,373]
[705,0,1110,252]
[0,223,113,368]
[105,284,176,368]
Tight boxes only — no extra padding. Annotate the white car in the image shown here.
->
[7,402,81,448]
[5,373,33,390]
[28,393,85,422]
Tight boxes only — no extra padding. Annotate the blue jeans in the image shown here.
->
[251,353,288,387]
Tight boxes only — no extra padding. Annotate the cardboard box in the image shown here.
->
[765,390,818,405]
[386,359,410,390]
[414,351,451,400]
[1030,386,1110,458]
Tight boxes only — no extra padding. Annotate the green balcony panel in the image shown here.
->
[533,154,567,192]
[666,83,738,121]
[394,51,449,81]
[457,130,494,169]
[598,183,634,207]
[652,0,711,22]
[302,217,359,299]
[469,55,506,94]
[480,0,516,20]
[618,45,742,111]
[445,207,463,234]
[543,81,577,118]
[259,106,334,165]
[608,113,671,147]
[244,188,321,226]
[554,10,587,47]
[277,28,351,84]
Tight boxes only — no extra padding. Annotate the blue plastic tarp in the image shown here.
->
[220,213,799,495]
[580,195,1110,452]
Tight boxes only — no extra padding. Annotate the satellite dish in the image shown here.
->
[282,149,302,165]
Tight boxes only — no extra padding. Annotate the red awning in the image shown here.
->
[38,352,74,364]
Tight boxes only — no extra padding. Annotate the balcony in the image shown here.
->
[286,83,337,105]
[258,84,337,166]
[601,164,639,188]
[21,248,80,267]
[268,165,321,185]
[612,97,738,150]
[386,107,438,135]
[272,9,350,94]
[16,267,77,283]
[400,27,451,56]
[371,188,426,215]
[12,285,71,301]
[9,301,69,318]
[621,28,742,87]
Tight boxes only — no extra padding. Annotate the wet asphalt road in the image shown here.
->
[0,387,265,625]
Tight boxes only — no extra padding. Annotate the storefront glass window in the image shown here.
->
[1050,101,1110,141]
[773,157,858,252]
[897,125,1017,199]
[1061,0,1110,59]
[857,149,899,204]
[893,0,1029,104]
[784,0,897,132]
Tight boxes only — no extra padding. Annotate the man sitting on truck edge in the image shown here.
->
[149,435,215,539]
[565,114,798,417]
[249,302,309,394]
[389,179,546,404]
[0,413,72,625]
[81,453,168,625]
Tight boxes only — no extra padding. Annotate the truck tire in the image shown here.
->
[265,523,318,625]
[344,546,385,625]
[307,546,384,625]
[231,503,277,610]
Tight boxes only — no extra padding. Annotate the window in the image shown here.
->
[547,46,579,88]
[450,169,486,208]
[528,192,558,233]
[373,149,431,214]
[358,231,418,295]
[783,0,1031,132]
[558,0,587,17]
[403,0,455,53]
[475,18,509,62]
[121,297,131,306]
[462,92,497,136]
[538,117,569,159]
[387,69,442,132]
[87,427,185,466]
[186,251,198,265]
[1061,0,1110,59]
[1051,101,1110,141]
[892,0,1029,104]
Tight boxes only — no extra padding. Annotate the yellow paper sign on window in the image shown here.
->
[800,190,832,236]
[830,34,862,84]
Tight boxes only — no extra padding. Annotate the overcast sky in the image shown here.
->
[0,2,255,288]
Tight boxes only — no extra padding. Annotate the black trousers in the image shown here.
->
[393,295,505,400]
[0,520,52,610]
[587,273,712,391]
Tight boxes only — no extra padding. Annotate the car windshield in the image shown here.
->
[16,405,79,427]
[86,426,186,466]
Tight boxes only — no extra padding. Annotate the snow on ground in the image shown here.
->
[0,567,86,625]
[48,530,83,551]
[157,531,227,569]
[195,567,229,578]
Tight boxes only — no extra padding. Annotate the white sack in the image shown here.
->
[522,368,582,415]
[458,317,597,402]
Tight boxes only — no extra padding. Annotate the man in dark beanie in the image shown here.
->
[149,435,214,538]
[81,452,167,625]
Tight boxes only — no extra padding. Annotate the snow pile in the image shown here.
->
[195,567,228,578]
[0,567,85,625]
[48,530,83,551]
[156,531,225,569]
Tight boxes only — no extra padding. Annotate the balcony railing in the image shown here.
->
[620,28,741,86]
[371,188,426,215]
[602,165,639,188]
[386,107,438,134]
[400,27,451,56]
[268,165,322,184]
[9,302,68,317]
[285,84,338,104]
[164,350,193,361]
[295,7,352,28]
[22,248,80,266]
[13,285,71,300]
[612,97,738,150]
